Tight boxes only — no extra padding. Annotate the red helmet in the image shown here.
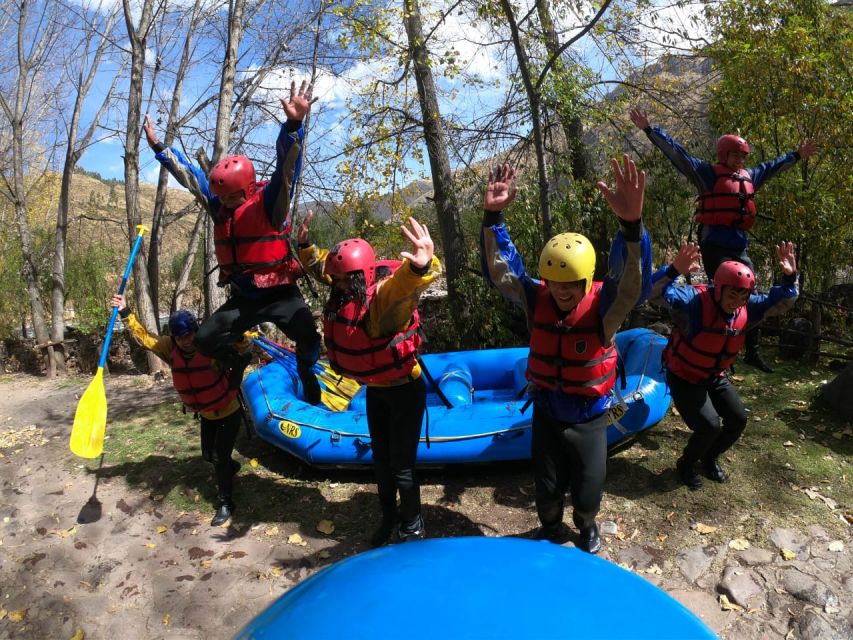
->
[716,135,750,164]
[209,155,256,198]
[325,238,376,286]
[713,260,755,303]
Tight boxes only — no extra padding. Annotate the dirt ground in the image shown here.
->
[0,372,850,640]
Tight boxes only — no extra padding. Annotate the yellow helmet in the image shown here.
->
[538,233,596,293]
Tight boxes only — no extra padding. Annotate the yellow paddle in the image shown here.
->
[70,225,149,458]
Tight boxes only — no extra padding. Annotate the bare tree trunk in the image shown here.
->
[499,0,552,242]
[534,0,590,182]
[172,207,205,312]
[148,0,205,324]
[0,0,61,376]
[403,0,468,303]
[122,0,164,374]
[201,0,247,318]
[52,6,121,375]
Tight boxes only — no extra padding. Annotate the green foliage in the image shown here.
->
[705,0,853,291]
[0,239,27,337]
[66,241,120,332]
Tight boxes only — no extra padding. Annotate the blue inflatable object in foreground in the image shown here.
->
[235,537,716,640]
[242,328,671,466]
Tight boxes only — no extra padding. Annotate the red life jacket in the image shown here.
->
[664,286,747,383]
[213,183,302,288]
[170,345,238,413]
[322,279,422,385]
[695,164,757,230]
[526,281,617,397]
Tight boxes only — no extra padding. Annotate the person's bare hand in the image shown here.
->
[672,242,701,275]
[629,108,650,130]
[596,154,646,222]
[798,139,818,159]
[484,163,518,212]
[280,80,316,121]
[297,210,315,245]
[776,241,797,276]
[400,217,434,269]
[142,114,160,149]
[111,294,127,311]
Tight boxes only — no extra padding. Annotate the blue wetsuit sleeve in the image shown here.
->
[154,146,220,216]
[746,278,799,326]
[644,126,715,193]
[747,151,799,190]
[480,212,539,324]
[263,121,304,231]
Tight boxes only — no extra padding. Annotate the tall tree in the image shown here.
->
[121,0,164,373]
[0,0,62,376]
[51,1,123,374]
[403,0,468,303]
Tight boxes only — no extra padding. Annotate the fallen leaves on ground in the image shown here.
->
[719,595,743,611]
[249,458,259,469]
[162,613,170,626]
[781,549,797,561]
[692,522,717,535]
[0,425,47,449]
[828,540,844,552]
[319,550,331,559]
[316,519,335,535]
[265,526,280,537]
[288,533,307,546]
[156,525,168,534]
[782,440,795,447]
[791,485,839,510]
[645,564,662,575]
[69,629,85,640]
[729,538,750,550]
[144,543,157,549]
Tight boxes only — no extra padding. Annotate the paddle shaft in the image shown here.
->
[98,229,147,369]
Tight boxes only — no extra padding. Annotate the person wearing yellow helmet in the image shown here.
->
[480,156,652,554]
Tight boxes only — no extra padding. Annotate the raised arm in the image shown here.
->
[746,241,799,325]
[264,81,314,230]
[479,164,538,321]
[597,155,651,342]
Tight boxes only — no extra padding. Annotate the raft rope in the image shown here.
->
[255,363,531,443]
[609,339,654,435]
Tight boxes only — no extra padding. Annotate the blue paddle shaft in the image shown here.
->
[98,232,146,369]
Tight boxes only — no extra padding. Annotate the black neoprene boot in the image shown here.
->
[533,522,566,543]
[578,523,602,554]
[397,515,425,542]
[211,495,235,527]
[702,457,728,483]
[676,457,703,490]
[297,362,322,405]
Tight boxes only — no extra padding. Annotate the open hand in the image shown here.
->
[776,241,797,276]
[297,210,315,245]
[629,108,650,130]
[672,242,701,275]
[484,163,518,212]
[280,80,316,121]
[596,154,645,222]
[798,139,818,159]
[399,217,434,270]
[142,114,160,149]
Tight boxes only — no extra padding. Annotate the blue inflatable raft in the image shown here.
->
[235,537,716,640]
[242,328,670,466]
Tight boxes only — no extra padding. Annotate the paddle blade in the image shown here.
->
[70,368,108,459]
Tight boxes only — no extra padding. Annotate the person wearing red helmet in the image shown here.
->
[629,107,817,373]
[143,81,322,405]
[649,241,799,489]
[297,213,440,547]
[110,294,248,526]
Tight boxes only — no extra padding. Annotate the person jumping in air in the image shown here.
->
[480,156,651,554]
[297,214,441,547]
[629,107,816,373]
[649,242,798,489]
[111,294,245,526]
[143,81,321,403]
